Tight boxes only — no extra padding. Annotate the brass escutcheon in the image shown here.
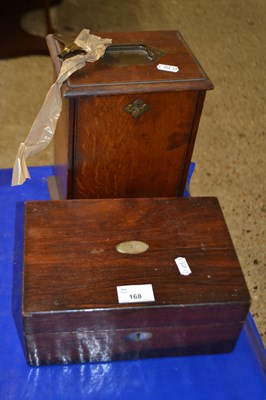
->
[125,331,153,341]
[124,98,150,119]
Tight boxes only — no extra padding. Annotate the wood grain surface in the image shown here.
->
[23,197,250,365]
[23,197,250,312]
[73,91,198,198]
[47,31,213,199]
[47,31,213,95]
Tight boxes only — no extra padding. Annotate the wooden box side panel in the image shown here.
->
[23,303,250,335]
[177,91,206,195]
[73,91,198,198]
[53,94,75,199]
[24,322,243,366]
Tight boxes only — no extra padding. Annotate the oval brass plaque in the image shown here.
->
[116,240,149,255]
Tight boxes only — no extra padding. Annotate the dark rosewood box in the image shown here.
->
[22,197,250,366]
[46,31,213,199]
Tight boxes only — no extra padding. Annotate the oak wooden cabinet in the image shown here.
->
[23,197,250,366]
[47,31,213,199]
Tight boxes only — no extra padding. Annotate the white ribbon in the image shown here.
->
[12,29,111,186]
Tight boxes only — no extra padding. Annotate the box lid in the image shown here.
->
[23,197,250,323]
[47,31,214,96]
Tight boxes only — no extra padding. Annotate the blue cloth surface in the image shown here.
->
[0,166,265,400]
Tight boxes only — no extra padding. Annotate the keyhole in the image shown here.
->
[125,331,153,341]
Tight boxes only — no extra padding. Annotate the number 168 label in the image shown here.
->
[117,284,155,304]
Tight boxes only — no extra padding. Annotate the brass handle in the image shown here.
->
[124,98,150,119]
[106,43,154,59]
[100,43,163,65]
